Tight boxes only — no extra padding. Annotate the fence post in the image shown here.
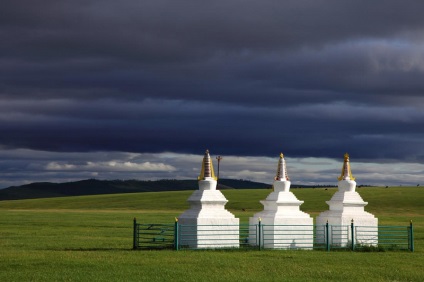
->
[410,220,414,252]
[133,217,137,250]
[325,221,330,252]
[174,218,179,251]
[351,219,355,251]
[258,218,262,251]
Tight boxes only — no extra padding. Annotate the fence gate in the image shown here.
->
[133,219,175,250]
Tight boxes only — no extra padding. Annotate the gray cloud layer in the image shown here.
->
[1,1,424,186]
[1,149,423,188]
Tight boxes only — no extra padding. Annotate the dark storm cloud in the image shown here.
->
[1,0,424,186]
[0,98,423,163]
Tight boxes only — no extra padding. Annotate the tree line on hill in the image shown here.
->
[0,178,361,201]
[0,179,267,201]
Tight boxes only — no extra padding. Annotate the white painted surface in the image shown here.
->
[178,178,240,248]
[249,180,314,249]
[316,179,378,246]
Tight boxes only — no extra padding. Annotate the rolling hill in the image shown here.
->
[0,178,273,201]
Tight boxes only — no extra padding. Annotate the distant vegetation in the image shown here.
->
[0,178,273,201]
[0,178,382,201]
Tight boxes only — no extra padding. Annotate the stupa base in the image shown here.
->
[178,217,240,249]
[249,216,314,249]
[316,212,378,246]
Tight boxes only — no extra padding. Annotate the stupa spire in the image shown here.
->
[337,153,355,181]
[275,153,289,181]
[198,150,217,180]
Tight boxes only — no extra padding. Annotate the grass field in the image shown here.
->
[0,187,423,281]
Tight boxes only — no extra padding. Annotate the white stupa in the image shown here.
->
[178,150,239,249]
[249,153,313,249]
[316,153,378,246]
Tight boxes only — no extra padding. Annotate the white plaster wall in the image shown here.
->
[248,180,313,249]
[315,180,378,246]
[179,217,240,249]
[178,178,240,249]
[249,216,313,249]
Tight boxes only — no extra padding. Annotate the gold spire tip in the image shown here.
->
[198,149,217,180]
[338,152,355,181]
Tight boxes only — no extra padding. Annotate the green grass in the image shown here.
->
[0,187,423,281]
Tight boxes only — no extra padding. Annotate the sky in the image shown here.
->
[1,0,424,188]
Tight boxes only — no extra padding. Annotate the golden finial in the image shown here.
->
[275,153,289,181]
[338,153,355,181]
[198,149,217,180]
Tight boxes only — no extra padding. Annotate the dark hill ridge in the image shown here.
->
[0,179,273,201]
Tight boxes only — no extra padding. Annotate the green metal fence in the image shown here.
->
[132,218,414,252]
[132,218,175,250]
[354,223,414,251]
